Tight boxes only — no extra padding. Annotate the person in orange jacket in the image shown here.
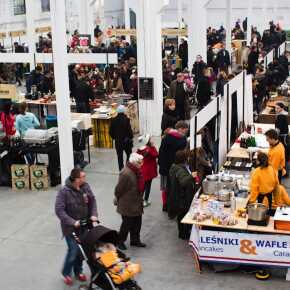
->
[273,185,290,208]
[249,152,279,211]
[265,129,286,182]
[137,134,158,207]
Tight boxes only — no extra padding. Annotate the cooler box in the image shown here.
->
[46,115,58,129]
[274,207,290,231]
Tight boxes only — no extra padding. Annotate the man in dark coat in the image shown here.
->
[215,44,231,73]
[109,105,134,171]
[192,55,207,83]
[247,46,259,75]
[55,168,98,286]
[74,76,94,113]
[196,68,212,109]
[178,38,188,70]
[168,73,188,120]
[158,121,189,211]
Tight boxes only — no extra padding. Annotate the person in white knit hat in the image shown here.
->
[114,152,146,250]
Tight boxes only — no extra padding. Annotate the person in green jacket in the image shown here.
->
[168,150,197,240]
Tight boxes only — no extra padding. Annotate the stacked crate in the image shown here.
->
[30,165,49,191]
[11,164,30,191]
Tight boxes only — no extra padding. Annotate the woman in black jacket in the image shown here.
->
[168,150,197,240]
[161,99,178,134]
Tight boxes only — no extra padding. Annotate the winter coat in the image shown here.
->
[196,75,212,107]
[158,129,187,176]
[114,166,143,217]
[109,113,133,148]
[161,109,178,134]
[137,146,158,181]
[55,178,98,237]
[167,164,195,219]
[216,49,231,69]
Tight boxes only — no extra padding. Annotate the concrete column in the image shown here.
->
[50,0,74,184]
[78,0,89,34]
[88,1,97,44]
[247,0,253,46]
[124,0,131,43]
[186,0,207,70]
[25,0,36,69]
[135,0,167,136]
[177,0,183,46]
[225,0,232,53]
[263,0,268,31]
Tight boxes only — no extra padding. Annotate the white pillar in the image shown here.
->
[225,0,232,53]
[247,0,253,46]
[263,0,269,31]
[124,0,131,43]
[135,0,166,136]
[88,1,96,45]
[78,0,89,34]
[50,0,74,184]
[25,0,36,69]
[186,0,207,70]
[177,0,183,46]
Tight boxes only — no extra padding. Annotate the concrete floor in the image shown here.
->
[0,147,290,290]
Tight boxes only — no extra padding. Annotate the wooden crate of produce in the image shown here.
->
[11,164,29,179]
[30,165,48,179]
[12,178,29,191]
[31,177,49,191]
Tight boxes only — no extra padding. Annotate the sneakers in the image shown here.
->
[76,273,87,282]
[143,200,151,207]
[63,276,73,286]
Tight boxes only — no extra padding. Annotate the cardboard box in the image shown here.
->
[12,178,29,191]
[11,164,29,179]
[31,177,49,191]
[30,165,48,179]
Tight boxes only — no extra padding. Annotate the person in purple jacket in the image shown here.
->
[55,168,98,286]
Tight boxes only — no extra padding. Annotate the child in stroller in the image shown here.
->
[73,224,142,290]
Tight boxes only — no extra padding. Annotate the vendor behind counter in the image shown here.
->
[249,152,290,209]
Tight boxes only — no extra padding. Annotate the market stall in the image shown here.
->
[91,100,139,148]
[182,172,290,281]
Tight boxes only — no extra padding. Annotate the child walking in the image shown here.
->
[137,134,158,207]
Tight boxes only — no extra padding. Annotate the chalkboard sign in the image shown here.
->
[139,77,154,100]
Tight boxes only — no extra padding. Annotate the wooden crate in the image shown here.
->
[11,164,29,179]
[12,178,29,191]
[30,165,48,179]
[31,177,49,191]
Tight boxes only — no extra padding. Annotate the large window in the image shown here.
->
[41,0,50,12]
[13,0,26,15]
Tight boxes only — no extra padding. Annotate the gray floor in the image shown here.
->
[0,146,289,290]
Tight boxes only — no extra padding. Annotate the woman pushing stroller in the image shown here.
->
[55,168,99,286]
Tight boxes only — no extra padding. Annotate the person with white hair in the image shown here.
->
[114,152,146,250]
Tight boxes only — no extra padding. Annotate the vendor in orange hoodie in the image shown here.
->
[250,152,290,208]
[249,152,279,210]
[265,129,286,182]
[137,134,158,208]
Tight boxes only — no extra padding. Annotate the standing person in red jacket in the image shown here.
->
[137,134,158,207]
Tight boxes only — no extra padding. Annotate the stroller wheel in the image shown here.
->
[121,280,142,290]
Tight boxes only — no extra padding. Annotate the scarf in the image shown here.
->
[127,162,145,193]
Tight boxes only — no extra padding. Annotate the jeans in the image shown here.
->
[118,215,142,244]
[144,180,152,201]
[62,235,83,277]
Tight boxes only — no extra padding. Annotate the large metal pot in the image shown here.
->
[220,176,236,191]
[202,175,219,194]
[217,189,232,202]
[247,203,268,221]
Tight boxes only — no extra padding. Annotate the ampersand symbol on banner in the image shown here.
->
[240,240,257,255]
